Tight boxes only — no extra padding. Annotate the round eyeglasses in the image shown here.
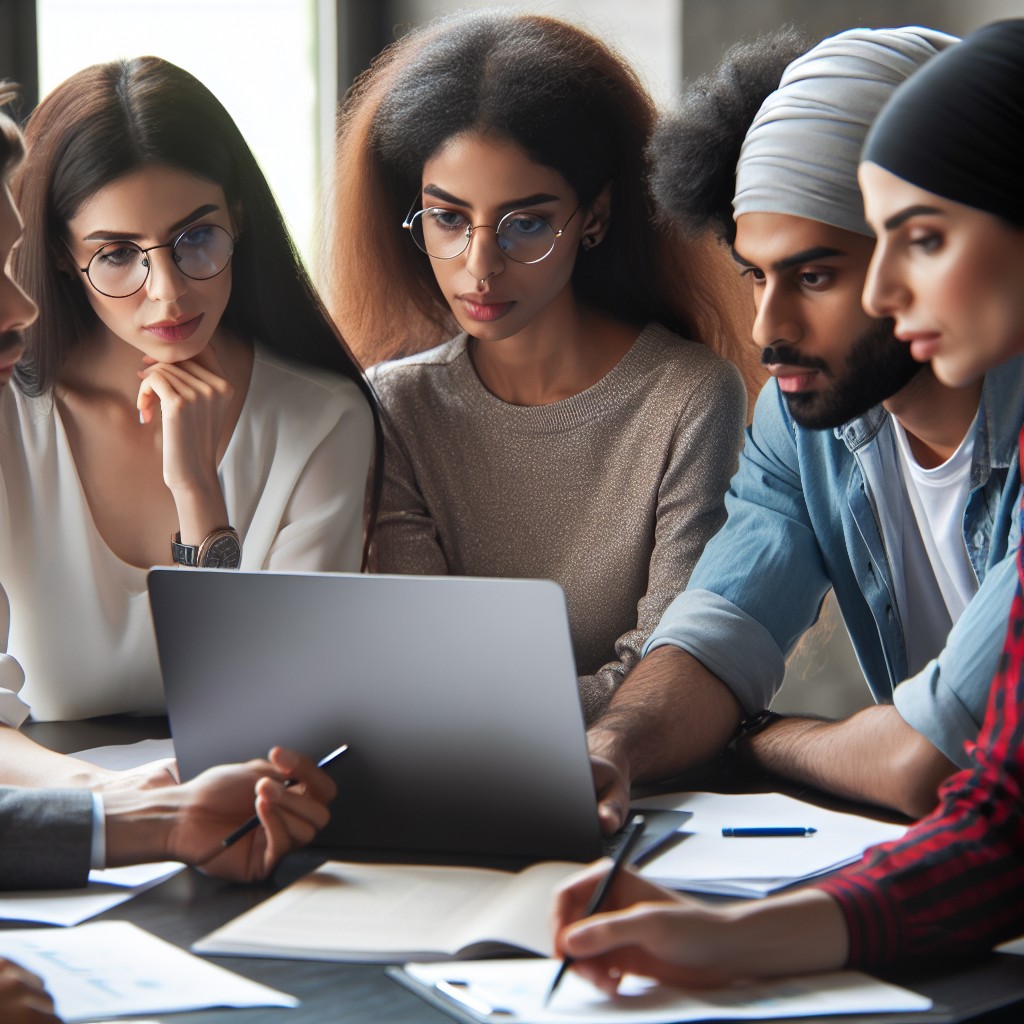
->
[403,203,579,264]
[76,223,236,298]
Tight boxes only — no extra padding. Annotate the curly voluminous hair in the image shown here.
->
[650,26,814,245]
[325,9,763,402]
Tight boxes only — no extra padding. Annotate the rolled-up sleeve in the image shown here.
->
[895,545,1018,765]
[643,381,833,712]
[644,589,786,713]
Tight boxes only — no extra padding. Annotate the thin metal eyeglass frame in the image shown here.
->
[402,198,580,265]
[73,223,237,299]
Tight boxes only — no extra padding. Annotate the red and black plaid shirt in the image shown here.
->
[818,434,1024,967]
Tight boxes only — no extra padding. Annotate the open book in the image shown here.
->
[193,860,583,962]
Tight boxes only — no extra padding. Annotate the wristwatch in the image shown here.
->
[730,709,783,751]
[171,527,241,569]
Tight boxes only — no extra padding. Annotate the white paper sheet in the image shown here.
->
[397,959,932,1023]
[0,862,183,925]
[72,737,176,770]
[634,792,907,896]
[0,921,297,1021]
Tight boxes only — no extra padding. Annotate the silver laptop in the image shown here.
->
[148,568,603,862]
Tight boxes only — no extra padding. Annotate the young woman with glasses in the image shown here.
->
[327,11,760,723]
[551,19,1024,984]
[0,57,377,779]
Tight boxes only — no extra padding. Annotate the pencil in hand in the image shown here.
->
[544,813,647,1006]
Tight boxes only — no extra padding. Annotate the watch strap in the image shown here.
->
[171,527,240,568]
[731,709,783,749]
[171,532,200,567]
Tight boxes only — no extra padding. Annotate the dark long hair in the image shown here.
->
[327,11,759,398]
[10,57,381,564]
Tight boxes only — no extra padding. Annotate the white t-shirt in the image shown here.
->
[872,415,979,676]
[893,415,978,622]
[0,347,374,724]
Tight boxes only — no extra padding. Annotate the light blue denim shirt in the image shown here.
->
[645,356,1024,766]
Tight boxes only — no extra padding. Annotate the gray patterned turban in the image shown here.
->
[733,26,957,236]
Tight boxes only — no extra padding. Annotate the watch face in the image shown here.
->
[204,534,241,569]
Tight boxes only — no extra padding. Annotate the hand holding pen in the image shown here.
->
[552,821,772,996]
[222,743,348,848]
[141,746,340,885]
[545,814,646,1005]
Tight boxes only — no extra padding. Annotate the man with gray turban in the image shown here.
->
[588,26,1024,827]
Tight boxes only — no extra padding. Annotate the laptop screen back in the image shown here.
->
[148,569,602,862]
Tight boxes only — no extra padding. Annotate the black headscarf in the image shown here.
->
[862,19,1024,225]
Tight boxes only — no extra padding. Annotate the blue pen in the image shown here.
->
[722,826,816,837]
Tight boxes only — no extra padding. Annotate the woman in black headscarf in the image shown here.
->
[860,19,1024,388]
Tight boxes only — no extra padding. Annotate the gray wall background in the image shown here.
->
[680,0,1024,77]
[390,1,1024,100]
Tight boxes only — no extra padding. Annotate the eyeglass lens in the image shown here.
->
[408,209,557,264]
[85,224,235,298]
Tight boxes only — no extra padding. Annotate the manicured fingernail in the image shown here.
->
[139,411,145,425]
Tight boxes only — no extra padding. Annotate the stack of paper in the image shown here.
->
[0,921,296,1021]
[635,792,907,897]
[0,862,183,926]
[390,959,932,1023]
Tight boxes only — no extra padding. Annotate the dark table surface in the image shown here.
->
[8,715,1024,1024]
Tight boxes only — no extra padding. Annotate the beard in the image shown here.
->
[763,318,922,430]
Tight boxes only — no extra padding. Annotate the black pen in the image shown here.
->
[544,813,646,1006]
[221,743,349,848]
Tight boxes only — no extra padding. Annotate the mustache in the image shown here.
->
[760,344,828,372]
[0,330,23,363]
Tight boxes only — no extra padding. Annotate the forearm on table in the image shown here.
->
[738,704,955,818]
[102,787,189,867]
[0,725,115,788]
[715,888,850,978]
[558,871,848,986]
[588,645,743,784]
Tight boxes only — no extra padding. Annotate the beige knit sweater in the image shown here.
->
[368,324,746,723]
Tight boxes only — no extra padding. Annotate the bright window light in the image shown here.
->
[36,0,323,266]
